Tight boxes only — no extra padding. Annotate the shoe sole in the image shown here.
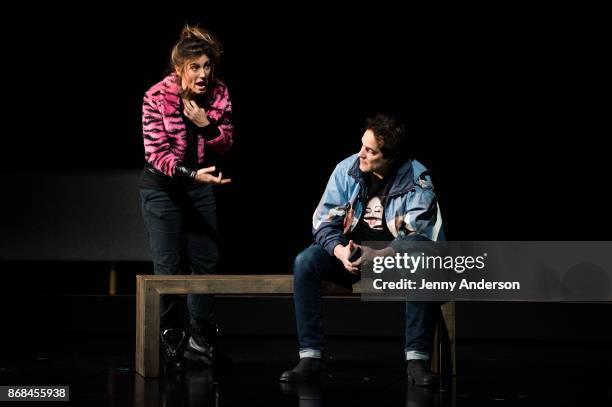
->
[407,374,438,387]
[279,376,315,383]
[279,370,324,382]
[183,348,213,366]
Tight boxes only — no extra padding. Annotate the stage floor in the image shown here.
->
[1,334,611,406]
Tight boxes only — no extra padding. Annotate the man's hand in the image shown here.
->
[348,244,395,271]
[182,99,210,127]
[349,243,377,269]
[334,240,360,274]
[195,166,232,185]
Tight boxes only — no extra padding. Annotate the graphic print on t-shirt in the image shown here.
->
[363,196,384,230]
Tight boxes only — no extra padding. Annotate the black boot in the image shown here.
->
[160,327,186,373]
[183,319,218,367]
[406,359,438,387]
[279,358,324,382]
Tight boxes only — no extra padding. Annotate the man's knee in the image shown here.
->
[293,246,325,280]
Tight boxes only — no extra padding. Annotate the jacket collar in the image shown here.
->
[348,157,415,197]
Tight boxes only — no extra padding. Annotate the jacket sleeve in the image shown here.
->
[312,163,350,256]
[203,85,233,155]
[142,94,181,177]
[390,174,444,251]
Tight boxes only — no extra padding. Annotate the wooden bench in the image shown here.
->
[135,275,456,378]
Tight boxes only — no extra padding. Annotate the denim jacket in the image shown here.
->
[312,154,444,256]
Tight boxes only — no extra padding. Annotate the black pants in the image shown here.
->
[140,184,219,328]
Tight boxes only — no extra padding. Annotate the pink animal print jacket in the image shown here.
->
[142,73,233,177]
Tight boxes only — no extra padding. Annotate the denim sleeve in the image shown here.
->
[390,180,443,252]
[312,163,350,256]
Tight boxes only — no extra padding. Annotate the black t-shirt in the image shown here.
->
[349,172,395,244]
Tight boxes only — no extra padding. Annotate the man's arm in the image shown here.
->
[312,163,351,256]
[391,177,443,252]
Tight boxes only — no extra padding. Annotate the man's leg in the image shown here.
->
[405,301,440,387]
[280,244,358,381]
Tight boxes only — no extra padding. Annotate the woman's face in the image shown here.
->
[177,54,212,95]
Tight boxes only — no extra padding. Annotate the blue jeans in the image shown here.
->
[140,184,219,328]
[293,244,439,360]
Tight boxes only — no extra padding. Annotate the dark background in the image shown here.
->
[0,8,609,341]
[3,9,609,238]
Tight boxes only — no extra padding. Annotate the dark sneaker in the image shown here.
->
[183,320,218,367]
[406,359,438,387]
[160,327,186,373]
[279,358,324,382]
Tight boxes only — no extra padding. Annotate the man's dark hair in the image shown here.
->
[365,114,407,162]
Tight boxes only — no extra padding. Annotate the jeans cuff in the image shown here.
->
[405,350,430,361]
[299,349,322,359]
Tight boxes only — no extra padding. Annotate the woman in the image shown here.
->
[140,25,233,371]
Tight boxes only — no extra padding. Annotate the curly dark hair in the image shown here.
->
[364,114,407,162]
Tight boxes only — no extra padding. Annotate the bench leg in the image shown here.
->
[136,276,160,377]
[109,262,117,295]
[441,302,456,376]
[431,301,456,388]
[431,319,441,374]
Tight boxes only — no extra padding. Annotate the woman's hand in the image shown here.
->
[195,166,232,185]
[182,99,210,127]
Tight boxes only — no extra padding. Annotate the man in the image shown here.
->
[279,114,444,386]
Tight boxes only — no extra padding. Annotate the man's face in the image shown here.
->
[358,129,390,174]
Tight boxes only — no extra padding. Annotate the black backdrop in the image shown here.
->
[1,9,609,339]
[4,10,608,259]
